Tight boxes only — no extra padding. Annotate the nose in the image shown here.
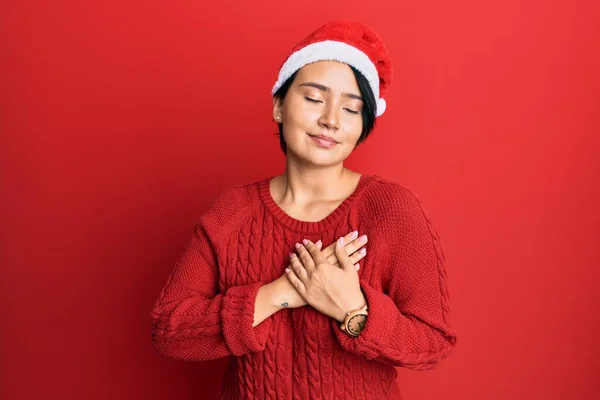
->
[318,103,340,131]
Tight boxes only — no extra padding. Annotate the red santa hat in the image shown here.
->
[271,20,393,117]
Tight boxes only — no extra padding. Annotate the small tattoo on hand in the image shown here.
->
[281,302,289,308]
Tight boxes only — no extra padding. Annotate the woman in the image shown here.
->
[149,20,457,399]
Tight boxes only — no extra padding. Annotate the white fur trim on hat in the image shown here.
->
[272,40,386,116]
[376,98,386,117]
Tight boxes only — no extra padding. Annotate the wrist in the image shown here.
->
[253,283,278,327]
[334,308,346,323]
[269,276,290,309]
[336,292,367,323]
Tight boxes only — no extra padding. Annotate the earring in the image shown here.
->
[275,115,281,121]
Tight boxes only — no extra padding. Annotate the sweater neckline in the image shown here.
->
[258,174,373,233]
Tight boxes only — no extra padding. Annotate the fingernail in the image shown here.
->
[356,263,360,270]
[302,239,309,245]
[285,268,290,274]
[358,248,366,255]
[359,235,368,243]
[349,231,358,239]
[338,237,345,246]
[295,243,301,249]
[315,240,322,247]
[289,253,295,259]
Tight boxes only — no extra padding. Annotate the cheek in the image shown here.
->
[284,96,322,124]
[282,108,317,139]
[341,117,363,141]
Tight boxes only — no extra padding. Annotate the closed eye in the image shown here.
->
[305,96,322,103]
[305,96,358,114]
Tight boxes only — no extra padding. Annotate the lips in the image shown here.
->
[309,134,338,148]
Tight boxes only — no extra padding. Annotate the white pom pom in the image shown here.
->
[376,98,386,117]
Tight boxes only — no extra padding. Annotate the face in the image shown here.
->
[273,61,364,167]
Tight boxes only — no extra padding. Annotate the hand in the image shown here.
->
[285,237,366,322]
[275,231,368,309]
[321,230,369,270]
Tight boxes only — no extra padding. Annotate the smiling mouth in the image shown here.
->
[308,134,338,148]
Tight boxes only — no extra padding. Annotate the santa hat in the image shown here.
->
[271,20,393,117]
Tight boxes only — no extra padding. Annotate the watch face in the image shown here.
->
[348,314,367,335]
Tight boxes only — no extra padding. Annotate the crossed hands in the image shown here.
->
[275,230,368,323]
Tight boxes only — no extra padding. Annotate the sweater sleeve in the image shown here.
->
[149,197,272,361]
[332,185,457,369]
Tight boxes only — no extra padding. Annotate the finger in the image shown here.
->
[321,231,360,258]
[285,267,306,296]
[327,247,365,269]
[349,247,367,265]
[331,253,364,271]
[296,241,316,272]
[288,252,308,283]
[335,236,355,272]
[346,234,368,255]
[326,237,366,267]
[302,239,329,266]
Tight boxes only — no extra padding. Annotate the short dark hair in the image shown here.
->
[272,65,377,154]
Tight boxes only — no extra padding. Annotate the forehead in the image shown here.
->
[295,61,360,94]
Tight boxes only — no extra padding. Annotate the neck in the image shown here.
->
[277,159,354,204]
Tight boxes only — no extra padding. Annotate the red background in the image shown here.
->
[2,1,599,399]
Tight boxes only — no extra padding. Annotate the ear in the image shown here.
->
[272,96,283,122]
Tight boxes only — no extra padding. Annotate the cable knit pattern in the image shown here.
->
[149,174,457,399]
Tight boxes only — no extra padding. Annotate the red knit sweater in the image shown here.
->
[149,174,457,399]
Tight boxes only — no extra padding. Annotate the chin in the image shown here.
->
[299,149,349,167]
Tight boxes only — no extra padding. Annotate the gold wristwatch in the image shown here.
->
[340,304,368,337]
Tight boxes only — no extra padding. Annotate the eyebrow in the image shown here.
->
[298,82,363,102]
